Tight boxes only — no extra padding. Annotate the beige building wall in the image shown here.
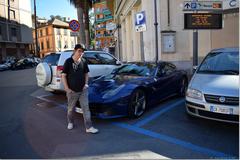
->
[114,0,239,70]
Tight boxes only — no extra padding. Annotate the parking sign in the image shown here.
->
[135,11,146,32]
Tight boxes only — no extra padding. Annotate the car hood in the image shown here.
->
[90,74,149,93]
[189,73,239,97]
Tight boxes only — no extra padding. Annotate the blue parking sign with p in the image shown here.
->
[135,11,146,25]
[135,11,147,32]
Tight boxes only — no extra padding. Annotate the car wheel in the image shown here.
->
[128,89,146,118]
[179,78,187,97]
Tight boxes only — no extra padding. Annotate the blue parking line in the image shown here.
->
[113,122,233,158]
[134,99,185,127]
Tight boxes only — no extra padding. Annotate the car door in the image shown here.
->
[152,63,178,100]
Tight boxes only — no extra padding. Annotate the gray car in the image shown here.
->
[186,47,239,123]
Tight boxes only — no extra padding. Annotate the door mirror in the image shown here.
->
[116,60,122,65]
[192,65,198,73]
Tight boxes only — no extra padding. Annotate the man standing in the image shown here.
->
[62,44,98,134]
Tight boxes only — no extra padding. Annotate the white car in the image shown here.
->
[186,47,239,123]
[36,51,121,92]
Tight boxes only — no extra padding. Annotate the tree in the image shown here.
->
[69,0,93,48]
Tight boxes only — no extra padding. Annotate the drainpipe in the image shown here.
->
[34,0,39,57]
[154,0,159,64]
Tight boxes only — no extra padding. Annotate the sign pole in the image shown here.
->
[193,0,198,67]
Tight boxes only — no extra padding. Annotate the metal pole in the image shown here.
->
[34,0,39,57]
[193,0,198,66]
[154,0,159,64]
[193,30,198,66]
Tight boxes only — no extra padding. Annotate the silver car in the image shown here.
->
[186,48,239,123]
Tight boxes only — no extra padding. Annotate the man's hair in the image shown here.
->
[74,44,86,51]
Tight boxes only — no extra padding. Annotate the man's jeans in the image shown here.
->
[66,89,92,129]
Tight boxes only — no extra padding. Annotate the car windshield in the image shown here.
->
[198,51,239,75]
[115,63,156,76]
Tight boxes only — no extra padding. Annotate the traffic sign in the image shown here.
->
[135,11,146,32]
[69,20,80,32]
[184,13,222,29]
[183,1,222,11]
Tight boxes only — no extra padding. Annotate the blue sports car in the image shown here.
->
[88,62,188,118]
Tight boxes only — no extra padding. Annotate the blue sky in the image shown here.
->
[32,0,77,20]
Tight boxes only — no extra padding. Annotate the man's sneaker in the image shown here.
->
[86,127,99,134]
[67,123,73,130]
[75,107,83,114]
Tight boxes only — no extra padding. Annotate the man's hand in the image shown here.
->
[65,88,74,94]
[83,84,89,90]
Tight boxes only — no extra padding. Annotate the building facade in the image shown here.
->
[0,0,33,62]
[94,0,116,49]
[114,0,239,71]
[32,19,78,58]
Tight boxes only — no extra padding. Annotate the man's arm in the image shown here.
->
[83,73,89,89]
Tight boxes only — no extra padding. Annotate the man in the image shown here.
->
[62,44,98,134]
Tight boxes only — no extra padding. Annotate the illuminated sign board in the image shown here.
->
[184,13,222,29]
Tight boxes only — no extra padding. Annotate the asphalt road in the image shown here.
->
[0,68,239,159]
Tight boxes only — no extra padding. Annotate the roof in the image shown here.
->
[52,19,69,27]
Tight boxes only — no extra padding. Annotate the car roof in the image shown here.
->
[211,47,239,52]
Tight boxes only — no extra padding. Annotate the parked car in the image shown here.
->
[84,62,188,118]
[11,58,36,70]
[36,51,122,92]
[186,47,239,123]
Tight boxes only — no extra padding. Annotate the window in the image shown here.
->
[198,51,239,75]
[40,30,42,37]
[46,28,48,35]
[43,54,60,66]
[83,53,101,64]
[11,28,17,37]
[57,28,61,35]
[58,40,61,48]
[41,42,44,50]
[64,29,67,36]
[158,63,176,76]
[10,10,15,19]
[47,40,50,49]
[98,53,116,65]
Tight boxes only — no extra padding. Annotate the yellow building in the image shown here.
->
[32,19,78,58]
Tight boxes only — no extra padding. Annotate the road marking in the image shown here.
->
[134,99,185,127]
[113,122,233,158]
[36,95,67,111]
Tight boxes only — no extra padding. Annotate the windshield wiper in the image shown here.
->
[221,70,239,75]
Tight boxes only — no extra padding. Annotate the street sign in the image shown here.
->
[223,0,239,10]
[184,13,222,29]
[183,1,222,11]
[69,20,80,32]
[135,11,146,32]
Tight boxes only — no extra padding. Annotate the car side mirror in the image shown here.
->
[116,60,122,65]
[193,65,198,73]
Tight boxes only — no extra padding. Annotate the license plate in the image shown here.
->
[210,106,233,114]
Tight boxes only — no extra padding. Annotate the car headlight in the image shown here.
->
[186,88,203,100]
[102,84,125,99]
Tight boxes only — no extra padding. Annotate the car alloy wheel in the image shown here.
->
[129,89,146,118]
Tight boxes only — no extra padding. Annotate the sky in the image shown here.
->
[32,0,77,20]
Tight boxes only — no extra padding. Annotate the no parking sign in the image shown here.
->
[69,20,80,32]
[135,11,147,32]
